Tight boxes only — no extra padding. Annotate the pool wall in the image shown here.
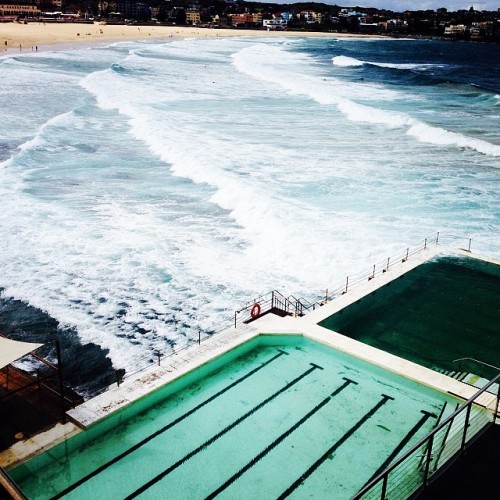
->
[9,334,468,496]
[2,246,497,475]
[5,334,303,478]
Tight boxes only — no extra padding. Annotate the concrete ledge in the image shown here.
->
[0,422,79,470]
[3,246,497,470]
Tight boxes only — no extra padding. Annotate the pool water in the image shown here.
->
[319,256,500,380]
[9,336,462,499]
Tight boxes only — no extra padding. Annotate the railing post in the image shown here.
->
[381,473,388,500]
[372,264,376,280]
[424,238,427,249]
[325,289,328,304]
[468,238,471,252]
[156,351,161,366]
[436,231,440,245]
[494,382,500,425]
[460,404,472,452]
[234,311,237,328]
[345,276,349,293]
[423,434,434,486]
[198,329,201,345]
[272,291,275,310]
[55,339,66,424]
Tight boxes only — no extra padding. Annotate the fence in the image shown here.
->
[78,233,483,394]
[234,232,477,326]
[353,372,500,499]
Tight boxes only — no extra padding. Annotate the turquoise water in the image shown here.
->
[10,336,461,499]
[1,38,499,397]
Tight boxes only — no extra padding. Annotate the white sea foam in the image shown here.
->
[235,44,500,158]
[369,62,438,70]
[0,37,499,387]
[331,55,438,71]
[332,55,364,67]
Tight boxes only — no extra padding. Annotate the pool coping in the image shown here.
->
[1,245,498,470]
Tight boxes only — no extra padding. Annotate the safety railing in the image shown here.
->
[452,357,500,375]
[324,233,440,301]
[233,290,323,328]
[233,232,485,326]
[352,372,500,500]
[69,233,483,397]
[110,330,214,390]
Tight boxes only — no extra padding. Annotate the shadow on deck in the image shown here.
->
[419,424,500,500]
[0,366,83,452]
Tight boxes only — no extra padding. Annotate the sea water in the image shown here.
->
[0,36,499,394]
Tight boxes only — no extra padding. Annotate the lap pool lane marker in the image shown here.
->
[205,377,359,499]
[51,349,288,500]
[124,362,323,499]
[365,409,437,487]
[278,394,395,499]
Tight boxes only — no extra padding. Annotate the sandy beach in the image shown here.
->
[0,21,372,53]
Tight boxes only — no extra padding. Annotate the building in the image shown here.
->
[230,12,261,27]
[444,24,466,35]
[185,8,200,25]
[263,17,286,30]
[0,0,40,17]
[299,10,322,24]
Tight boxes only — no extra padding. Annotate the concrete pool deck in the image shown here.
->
[1,245,498,471]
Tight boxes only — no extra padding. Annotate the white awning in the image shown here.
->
[0,338,43,370]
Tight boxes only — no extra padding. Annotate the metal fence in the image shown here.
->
[88,233,483,394]
[353,373,500,499]
[234,232,478,326]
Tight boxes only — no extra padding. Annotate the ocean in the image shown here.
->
[1,35,499,396]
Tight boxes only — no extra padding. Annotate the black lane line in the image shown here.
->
[205,377,358,500]
[51,349,288,500]
[365,409,437,486]
[278,394,395,500]
[125,363,322,500]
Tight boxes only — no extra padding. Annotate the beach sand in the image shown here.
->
[0,21,374,53]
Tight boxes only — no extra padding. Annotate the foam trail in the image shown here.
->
[0,37,498,393]
[234,44,500,158]
[332,55,363,67]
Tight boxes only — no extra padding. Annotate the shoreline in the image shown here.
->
[0,21,381,54]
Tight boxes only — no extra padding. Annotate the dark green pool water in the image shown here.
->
[319,256,500,380]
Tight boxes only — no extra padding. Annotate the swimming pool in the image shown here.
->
[9,335,464,499]
[319,256,500,380]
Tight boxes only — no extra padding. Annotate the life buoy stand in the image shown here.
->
[251,303,261,319]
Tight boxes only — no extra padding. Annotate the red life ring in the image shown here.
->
[251,303,261,319]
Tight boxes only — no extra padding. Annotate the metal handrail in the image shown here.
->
[233,289,326,327]
[453,357,500,372]
[352,372,500,499]
[90,233,482,396]
[233,233,480,327]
